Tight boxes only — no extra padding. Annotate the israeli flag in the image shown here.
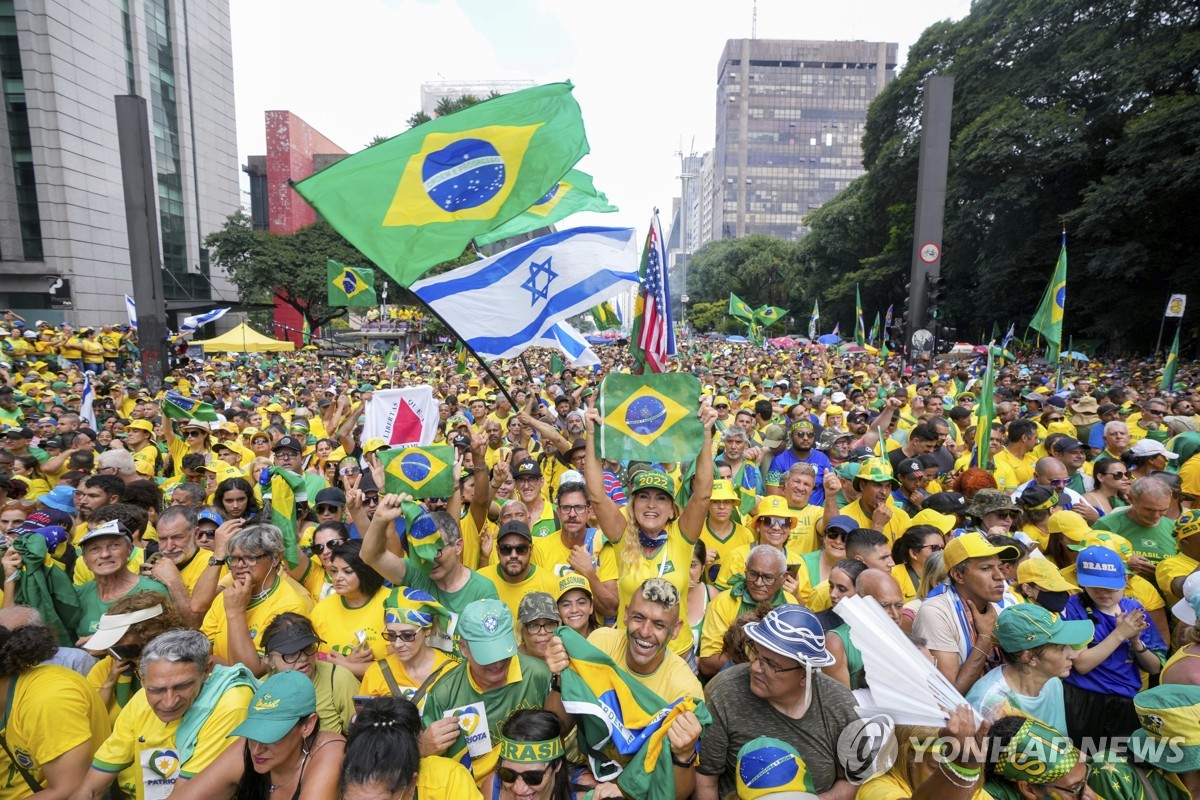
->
[411,227,638,360]
[534,321,599,367]
[124,295,138,329]
[80,373,97,430]
[177,307,230,339]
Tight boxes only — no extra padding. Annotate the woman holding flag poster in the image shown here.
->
[582,402,718,669]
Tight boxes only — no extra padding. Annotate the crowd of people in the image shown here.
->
[0,311,1198,800]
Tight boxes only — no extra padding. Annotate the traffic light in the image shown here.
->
[925,274,943,325]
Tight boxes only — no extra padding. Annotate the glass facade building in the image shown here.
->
[712,39,897,241]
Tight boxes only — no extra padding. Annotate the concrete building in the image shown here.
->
[712,39,897,241]
[0,0,240,325]
[419,79,535,117]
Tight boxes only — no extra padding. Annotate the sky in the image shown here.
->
[230,0,973,235]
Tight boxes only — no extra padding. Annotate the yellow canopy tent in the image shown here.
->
[196,323,295,353]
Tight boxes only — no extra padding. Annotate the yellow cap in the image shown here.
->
[1047,510,1091,543]
[1016,558,1079,593]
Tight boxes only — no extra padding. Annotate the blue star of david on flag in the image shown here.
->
[521,257,558,305]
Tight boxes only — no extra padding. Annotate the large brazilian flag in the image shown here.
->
[597,374,702,463]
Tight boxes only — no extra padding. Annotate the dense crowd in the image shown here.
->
[0,312,1198,800]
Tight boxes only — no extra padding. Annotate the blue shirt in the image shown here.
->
[766,449,832,505]
[1062,595,1167,698]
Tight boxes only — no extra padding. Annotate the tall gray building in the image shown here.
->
[0,0,238,325]
[712,39,897,241]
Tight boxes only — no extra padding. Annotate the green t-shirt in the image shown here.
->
[74,575,167,638]
[400,558,499,616]
[1092,508,1178,564]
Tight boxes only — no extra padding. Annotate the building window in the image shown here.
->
[0,0,43,261]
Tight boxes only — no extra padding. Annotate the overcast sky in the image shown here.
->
[230,0,972,234]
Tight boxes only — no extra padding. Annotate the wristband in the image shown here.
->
[549,673,561,693]
[671,750,698,768]
[942,760,980,779]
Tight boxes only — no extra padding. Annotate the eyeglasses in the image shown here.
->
[315,504,342,514]
[275,643,318,663]
[918,543,944,552]
[497,766,550,787]
[381,630,420,643]
[743,641,803,674]
[559,504,588,516]
[524,621,556,634]
[1045,765,1092,800]
[759,516,792,529]
[1046,478,1069,487]
[311,539,344,555]
[746,569,782,585]
[499,544,531,556]
[228,553,266,568]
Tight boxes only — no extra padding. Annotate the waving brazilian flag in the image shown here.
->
[161,390,218,422]
[377,445,455,499]
[1030,234,1067,359]
[263,467,306,569]
[475,169,616,246]
[293,82,589,287]
[598,373,702,463]
[729,293,754,321]
[854,285,866,346]
[1161,328,1180,390]
[754,304,787,328]
[591,300,620,331]
[556,626,710,800]
[327,260,377,307]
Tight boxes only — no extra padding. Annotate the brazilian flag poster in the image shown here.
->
[597,374,702,463]
[327,260,377,307]
[377,445,455,499]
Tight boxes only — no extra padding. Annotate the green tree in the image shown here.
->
[803,0,1200,351]
[687,235,805,320]
[404,92,499,130]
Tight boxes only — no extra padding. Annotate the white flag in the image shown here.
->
[124,295,138,329]
[80,373,97,431]
[1166,294,1187,318]
[361,386,438,448]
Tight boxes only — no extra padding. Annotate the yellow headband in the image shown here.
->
[498,737,563,763]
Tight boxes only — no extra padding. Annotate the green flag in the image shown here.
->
[384,347,401,370]
[455,341,469,375]
[597,373,702,463]
[748,320,764,346]
[591,300,620,331]
[754,304,787,327]
[550,350,565,375]
[377,445,456,498]
[263,467,305,569]
[854,285,866,346]
[728,293,754,321]
[1161,328,1180,391]
[990,321,1000,344]
[293,82,589,287]
[972,350,997,471]
[474,169,617,245]
[869,311,881,346]
[1029,236,1067,360]
[327,259,377,307]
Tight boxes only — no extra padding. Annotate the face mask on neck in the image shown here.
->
[1035,590,1070,614]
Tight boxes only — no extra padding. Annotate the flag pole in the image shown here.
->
[1155,295,1168,356]
[405,292,519,409]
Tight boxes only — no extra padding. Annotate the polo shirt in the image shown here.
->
[1092,509,1177,564]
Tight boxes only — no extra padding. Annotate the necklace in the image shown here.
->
[269,751,307,793]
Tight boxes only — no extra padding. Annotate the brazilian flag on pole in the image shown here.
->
[377,445,455,499]
[327,259,377,307]
[475,169,617,246]
[591,300,620,331]
[854,285,866,346]
[754,305,787,327]
[728,293,754,321]
[1161,328,1180,390]
[455,341,469,375]
[809,299,820,339]
[869,312,881,346]
[597,373,702,463]
[1030,234,1067,361]
[972,350,997,471]
[293,82,590,287]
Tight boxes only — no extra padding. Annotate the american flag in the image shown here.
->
[630,212,674,372]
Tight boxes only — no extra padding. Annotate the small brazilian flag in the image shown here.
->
[597,373,702,463]
[377,445,455,499]
[161,390,218,422]
[475,168,617,246]
[293,82,589,288]
[729,293,754,321]
[327,260,377,307]
[1161,328,1180,390]
[400,499,443,569]
[384,347,401,370]
[455,341,469,375]
[754,305,787,327]
[591,300,620,331]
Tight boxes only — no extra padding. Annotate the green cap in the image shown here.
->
[995,718,1079,784]
[458,599,517,665]
[228,671,315,744]
[994,604,1094,653]
[854,457,896,484]
[628,469,678,498]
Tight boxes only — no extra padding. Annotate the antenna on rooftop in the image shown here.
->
[751,0,758,39]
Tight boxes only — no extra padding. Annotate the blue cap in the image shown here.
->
[197,509,224,526]
[826,515,858,535]
[1076,545,1127,590]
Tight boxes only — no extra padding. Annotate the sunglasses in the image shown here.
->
[381,630,420,643]
[759,516,793,529]
[497,766,550,787]
[363,495,380,505]
[196,527,217,540]
[499,544,531,556]
[825,528,848,541]
[311,539,344,554]
[315,504,342,514]
[1104,470,1129,479]
[184,430,207,438]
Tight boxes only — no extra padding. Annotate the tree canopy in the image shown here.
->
[797,0,1200,351]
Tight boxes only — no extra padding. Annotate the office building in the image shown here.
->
[712,39,897,241]
[419,79,535,116]
[0,0,239,325]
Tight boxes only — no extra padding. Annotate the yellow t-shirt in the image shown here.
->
[614,526,696,657]
[840,498,912,543]
[0,665,110,800]
[416,755,485,800]
[699,588,798,658]
[858,768,991,800]
[588,627,703,703]
[1155,553,1199,606]
[296,556,332,605]
[200,574,312,661]
[480,564,560,621]
[359,649,456,710]
[1179,456,1200,500]
[92,680,254,798]
[531,529,619,582]
[698,520,754,578]
[87,656,136,726]
[993,448,1035,490]
[175,551,211,594]
[130,444,159,477]
[458,511,494,573]
[310,589,392,662]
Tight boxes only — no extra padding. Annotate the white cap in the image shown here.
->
[1171,572,1200,626]
[831,391,847,404]
[80,604,164,652]
[559,469,584,487]
[23,331,35,338]
[1129,439,1178,460]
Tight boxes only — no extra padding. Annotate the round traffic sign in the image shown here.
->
[919,242,940,264]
